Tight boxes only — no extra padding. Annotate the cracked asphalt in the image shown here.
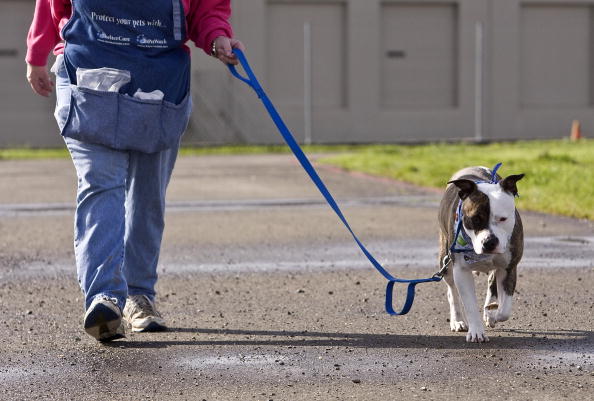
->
[0,154,593,400]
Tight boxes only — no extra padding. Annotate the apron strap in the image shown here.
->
[172,0,182,41]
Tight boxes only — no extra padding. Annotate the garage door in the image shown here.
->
[491,0,594,139]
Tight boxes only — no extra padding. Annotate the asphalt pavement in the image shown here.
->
[0,154,592,400]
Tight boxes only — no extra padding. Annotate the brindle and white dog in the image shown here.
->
[438,166,524,342]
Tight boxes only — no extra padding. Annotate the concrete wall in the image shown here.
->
[2,0,594,147]
[1,0,58,148]
[490,0,594,141]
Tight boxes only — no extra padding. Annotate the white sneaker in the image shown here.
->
[123,295,167,332]
[83,296,125,342]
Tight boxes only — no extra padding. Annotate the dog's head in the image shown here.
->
[448,174,524,254]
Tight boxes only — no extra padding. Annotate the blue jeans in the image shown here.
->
[53,55,180,310]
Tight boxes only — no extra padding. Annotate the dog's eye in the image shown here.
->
[499,217,507,222]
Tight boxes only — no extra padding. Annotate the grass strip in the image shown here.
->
[319,140,594,220]
[2,140,592,220]
[0,148,70,160]
[0,144,357,160]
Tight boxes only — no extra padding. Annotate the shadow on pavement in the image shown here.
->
[106,327,593,350]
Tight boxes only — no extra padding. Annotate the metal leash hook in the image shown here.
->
[227,48,444,316]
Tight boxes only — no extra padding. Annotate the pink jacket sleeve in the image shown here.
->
[186,0,234,55]
[26,0,70,66]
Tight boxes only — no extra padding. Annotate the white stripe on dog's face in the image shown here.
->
[465,183,516,254]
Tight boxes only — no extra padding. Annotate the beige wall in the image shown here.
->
[1,0,60,148]
[191,0,594,144]
[490,0,594,140]
[2,0,594,147]
[192,0,482,145]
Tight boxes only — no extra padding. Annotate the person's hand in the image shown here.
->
[213,36,246,65]
[27,63,54,97]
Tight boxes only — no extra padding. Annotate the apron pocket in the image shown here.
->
[159,94,192,150]
[116,95,163,153]
[62,86,118,147]
[62,86,191,153]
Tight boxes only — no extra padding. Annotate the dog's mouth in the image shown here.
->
[481,249,505,255]
[475,245,506,255]
[483,250,504,255]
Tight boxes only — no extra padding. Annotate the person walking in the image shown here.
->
[26,0,244,342]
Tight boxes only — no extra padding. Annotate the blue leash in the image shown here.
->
[227,49,443,316]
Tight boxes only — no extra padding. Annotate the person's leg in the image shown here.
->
[54,54,127,341]
[65,137,130,310]
[123,143,180,300]
[121,143,180,332]
[64,137,129,341]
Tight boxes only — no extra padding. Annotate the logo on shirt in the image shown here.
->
[96,30,131,45]
[136,34,168,48]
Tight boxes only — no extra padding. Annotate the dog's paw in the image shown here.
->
[483,303,498,328]
[450,320,468,332]
[495,310,511,323]
[466,327,489,343]
[484,311,497,328]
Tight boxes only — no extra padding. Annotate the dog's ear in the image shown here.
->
[499,174,524,197]
[448,179,477,200]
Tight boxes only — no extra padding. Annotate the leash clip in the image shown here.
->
[433,253,451,279]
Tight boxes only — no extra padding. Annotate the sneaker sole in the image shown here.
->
[84,303,124,342]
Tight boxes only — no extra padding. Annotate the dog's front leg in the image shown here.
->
[443,270,468,332]
[483,272,498,328]
[495,266,515,323]
[453,265,489,342]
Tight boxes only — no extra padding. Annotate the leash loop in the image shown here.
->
[385,281,418,316]
[227,49,442,316]
[385,274,443,315]
[227,51,265,98]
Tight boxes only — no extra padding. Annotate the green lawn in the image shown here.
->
[0,144,355,160]
[0,148,70,160]
[2,140,592,220]
[319,140,594,220]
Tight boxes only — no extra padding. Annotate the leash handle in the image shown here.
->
[227,48,442,316]
[386,281,418,316]
[227,49,264,96]
[385,275,441,315]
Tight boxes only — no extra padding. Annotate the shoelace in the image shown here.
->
[98,295,119,306]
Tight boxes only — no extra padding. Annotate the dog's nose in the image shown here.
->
[483,235,499,253]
